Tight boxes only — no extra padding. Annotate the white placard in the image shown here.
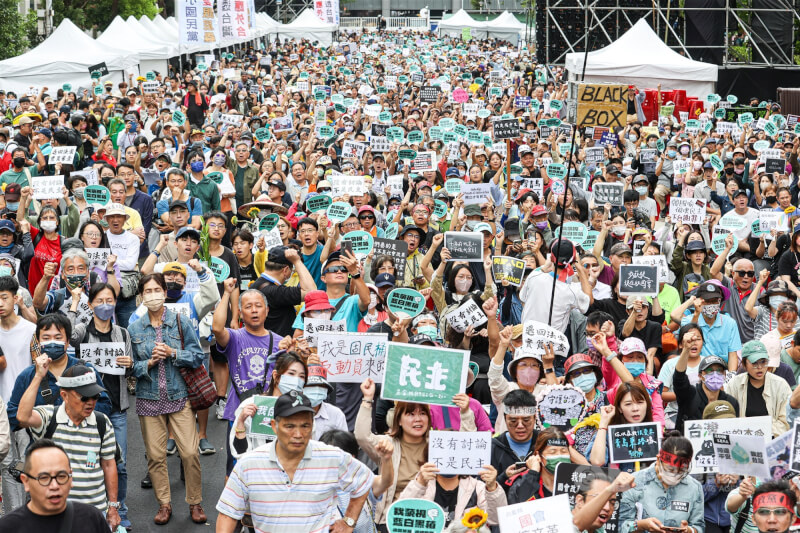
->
[341,140,366,160]
[47,147,76,165]
[69,168,99,186]
[317,332,387,383]
[522,320,569,358]
[632,255,669,283]
[684,416,771,474]
[759,211,789,233]
[428,431,492,475]
[302,318,346,347]
[331,175,365,197]
[86,248,111,271]
[410,151,437,173]
[79,342,127,375]
[498,493,573,533]
[32,175,64,200]
[713,432,771,480]
[461,183,492,206]
[142,81,160,94]
[370,136,390,153]
[387,175,404,197]
[669,197,707,225]
[445,298,487,333]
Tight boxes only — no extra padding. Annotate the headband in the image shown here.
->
[55,372,96,389]
[504,405,536,416]
[753,492,793,512]
[547,438,568,448]
[658,450,691,470]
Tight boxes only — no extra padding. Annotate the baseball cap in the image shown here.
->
[702,400,736,420]
[4,184,21,202]
[56,365,106,397]
[742,339,769,363]
[530,205,547,217]
[176,226,201,241]
[619,337,646,356]
[696,281,725,301]
[550,239,575,266]
[703,161,714,170]
[606,164,621,175]
[375,273,396,288]
[625,295,650,310]
[162,262,187,277]
[609,243,632,257]
[267,246,291,266]
[733,189,748,198]
[698,355,727,373]
[0,220,15,233]
[103,203,128,219]
[685,240,707,253]
[169,199,189,211]
[518,144,533,156]
[267,180,286,192]
[474,222,493,235]
[564,353,599,377]
[273,390,315,418]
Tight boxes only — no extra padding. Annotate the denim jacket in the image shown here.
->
[129,308,204,402]
[619,465,705,533]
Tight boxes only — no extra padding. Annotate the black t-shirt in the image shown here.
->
[745,380,769,418]
[0,502,109,533]
[238,261,258,290]
[212,247,241,327]
[434,483,460,526]
[252,275,303,337]
[616,319,663,355]
[777,248,800,286]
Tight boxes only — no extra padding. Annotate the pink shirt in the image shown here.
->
[430,398,494,432]
[604,368,665,425]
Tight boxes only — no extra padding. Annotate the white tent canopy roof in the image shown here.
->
[438,9,487,38]
[125,16,179,56]
[565,18,717,95]
[484,10,525,43]
[97,16,173,60]
[276,9,337,46]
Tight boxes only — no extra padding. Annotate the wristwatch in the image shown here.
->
[343,516,356,527]
[604,351,618,362]
[108,501,120,509]
[350,272,361,279]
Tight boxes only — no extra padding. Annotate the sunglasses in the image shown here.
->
[734,270,755,277]
[358,215,375,220]
[323,266,348,274]
[80,394,101,402]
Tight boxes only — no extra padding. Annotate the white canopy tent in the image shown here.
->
[275,9,338,47]
[0,19,138,94]
[257,12,279,40]
[565,18,718,96]
[127,16,180,58]
[97,17,173,74]
[437,9,487,39]
[485,11,526,44]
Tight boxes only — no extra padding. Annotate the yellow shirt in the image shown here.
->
[123,206,143,232]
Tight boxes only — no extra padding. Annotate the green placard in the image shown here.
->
[709,154,724,171]
[314,90,327,101]
[656,139,665,152]
[550,99,563,111]
[557,221,588,248]
[84,185,110,205]
[753,140,770,152]
[686,119,700,129]
[407,131,424,144]
[306,194,332,213]
[249,396,277,438]
[738,112,754,125]
[208,256,230,283]
[751,219,768,237]
[547,163,567,180]
[93,86,103,96]
[384,222,399,240]
[254,128,271,142]
[428,126,443,141]
[381,342,468,406]
[707,94,721,104]
[545,118,561,128]
[398,149,417,160]
[259,213,280,231]
[90,70,102,79]
[489,87,502,98]
[442,131,458,143]
[207,171,224,184]
[326,201,352,223]
[398,75,409,84]
[727,94,738,104]
[385,288,427,319]
[377,86,388,94]
[379,111,392,122]
[146,71,156,81]
[453,124,468,139]
[433,199,448,219]
[62,83,72,92]
[342,230,374,257]
[172,110,186,127]
[714,108,725,119]
[764,121,778,137]
[467,130,483,143]
[438,118,455,129]
[386,499,446,533]
[445,179,462,195]
[196,63,208,72]
[334,103,347,113]
[387,127,405,143]
[318,126,335,139]
[477,108,491,119]
[331,94,344,104]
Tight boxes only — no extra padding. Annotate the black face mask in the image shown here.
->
[724,167,734,175]
[165,281,184,299]
[766,196,777,204]
[12,157,25,168]
[49,118,58,127]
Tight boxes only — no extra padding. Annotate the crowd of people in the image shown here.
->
[0,23,796,533]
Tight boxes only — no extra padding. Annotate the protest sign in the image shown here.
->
[326,201,352,223]
[713,433,770,479]
[171,110,186,126]
[522,320,569,358]
[556,222,588,248]
[208,257,230,283]
[608,422,661,463]
[317,332,387,383]
[718,213,747,231]
[583,230,600,250]
[331,174,365,197]
[584,147,605,164]
[341,140,366,160]
[592,182,624,207]
[492,256,525,286]
[598,131,619,148]
[32,176,64,200]
[767,429,792,480]
[428,431,491,475]
[766,158,786,175]
[142,81,160,94]
[386,499,445,533]
[384,223,399,240]
[788,422,800,472]
[385,288,427,319]
[445,298,488,333]
[669,198,707,225]
[758,211,789,234]
[381,342,469,407]
[411,151,436,172]
[341,230,374,258]
[535,385,587,429]
[619,264,658,297]
[498,492,573,533]
[302,318,346,347]
[88,62,109,77]
[86,248,111,272]
[711,233,738,259]
[79,342,127,375]
[373,238,408,280]
[271,116,293,132]
[493,118,520,140]
[577,84,626,128]
[420,85,441,104]
[461,183,492,206]
[258,227,283,251]
[249,396,277,439]
[443,232,483,262]
[554,465,622,533]
[444,179,462,195]
[258,213,280,232]
[306,194,332,213]
[370,136,390,153]
[685,416,771,474]
[47,146,76,165]
[673,159,690,175]
[632,255,669,283]
[84,185,110,205]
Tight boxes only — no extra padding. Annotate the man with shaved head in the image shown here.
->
[711,233,763,342]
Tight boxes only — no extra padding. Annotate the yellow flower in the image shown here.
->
[785,206,796,215]
[247,207,260,219]
[462,508,488,530]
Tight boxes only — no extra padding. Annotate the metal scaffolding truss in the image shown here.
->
[259,0,314,24]
[539,0,800,69]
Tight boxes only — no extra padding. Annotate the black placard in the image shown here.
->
[618,264,658,296]
[554,464,622,533]
[88,62,109,76]
[372,123,389,137]
[724,106,769,123]
[592,182,624,207]
[608,422,661,464]
[493,118,520,140]
[765,158,786,175]
[372,237,408,281]
[420,85,441,104]
[443,232,483,262]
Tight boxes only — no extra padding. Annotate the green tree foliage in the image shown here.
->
[0,0,37,60]
[52,0,159,33]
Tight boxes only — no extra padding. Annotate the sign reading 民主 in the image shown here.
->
[381,342,469,407]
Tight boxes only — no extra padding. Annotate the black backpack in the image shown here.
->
[42,407,123,464]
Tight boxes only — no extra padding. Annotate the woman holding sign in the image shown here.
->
[618,434,704,533]
[507,427,579,504]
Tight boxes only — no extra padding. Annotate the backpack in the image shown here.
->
[42,406,123,464]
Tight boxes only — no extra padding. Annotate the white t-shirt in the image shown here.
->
[0,317,36,402]
[106,230,140,271]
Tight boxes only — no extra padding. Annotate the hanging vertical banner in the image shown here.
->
[314,0,339,25]
[178,0,218,47]
[247,0,256,30]
[219,0,249,42]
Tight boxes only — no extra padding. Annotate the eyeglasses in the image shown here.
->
[207,223,225,230]
[734,270,755,277]
[323,266,348,275]
[80,394,101,402]
[358,215,375,220]
[748,359,768,369]
[570,367,595,377]
[404,233,421,241]
[83,232,102,238]
[702,368,723,376]
[24,471,71,486]
[298,228,317,235]
[755,508,791,517]
[342,222,360,229]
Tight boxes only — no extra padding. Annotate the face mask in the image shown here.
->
[73,187,86,199]
[667,150,677,158]
[93,303,115,321]
[628,135,637,142]
[417,325,438,338]
[277,374,305,395]
[213,155,226,166]
[535,221,548,231]
[303,386,328,407]
[368,293,379,310]
[572,372,597,393]
[40,220,57,232]
[612,226,626,237]
[190,161,204,172]
[770,295,788,308]
[702,303,720,318]
[165,281,184,299]
[40,340,66,360]
[465,220,478,231]
[703,371,725,391]
[6,202,18,212]
[516,366,540,387]
[65,274,86,290]
[0,143,5,152]
[659,466,686,487]
[13,157,25,168]
[308,310,332,320]
[544,455,571,473]
[702,153,710,161]
[454,278,472,293]
[766,196,777,204]
[635,186,648,196]
[624,362,645,378]
[142,293,165,311]
[680,146,690,156]
[647,141,656,148]
[345,125,354,132]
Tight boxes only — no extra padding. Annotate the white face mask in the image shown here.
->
[659,467,686,487]
[40,220,57,232]
[454,278,472,293]
[308,310,332,320]
[368,293,378,310]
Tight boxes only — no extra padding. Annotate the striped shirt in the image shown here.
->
[216,439,374,533]
[32,404,116,511]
